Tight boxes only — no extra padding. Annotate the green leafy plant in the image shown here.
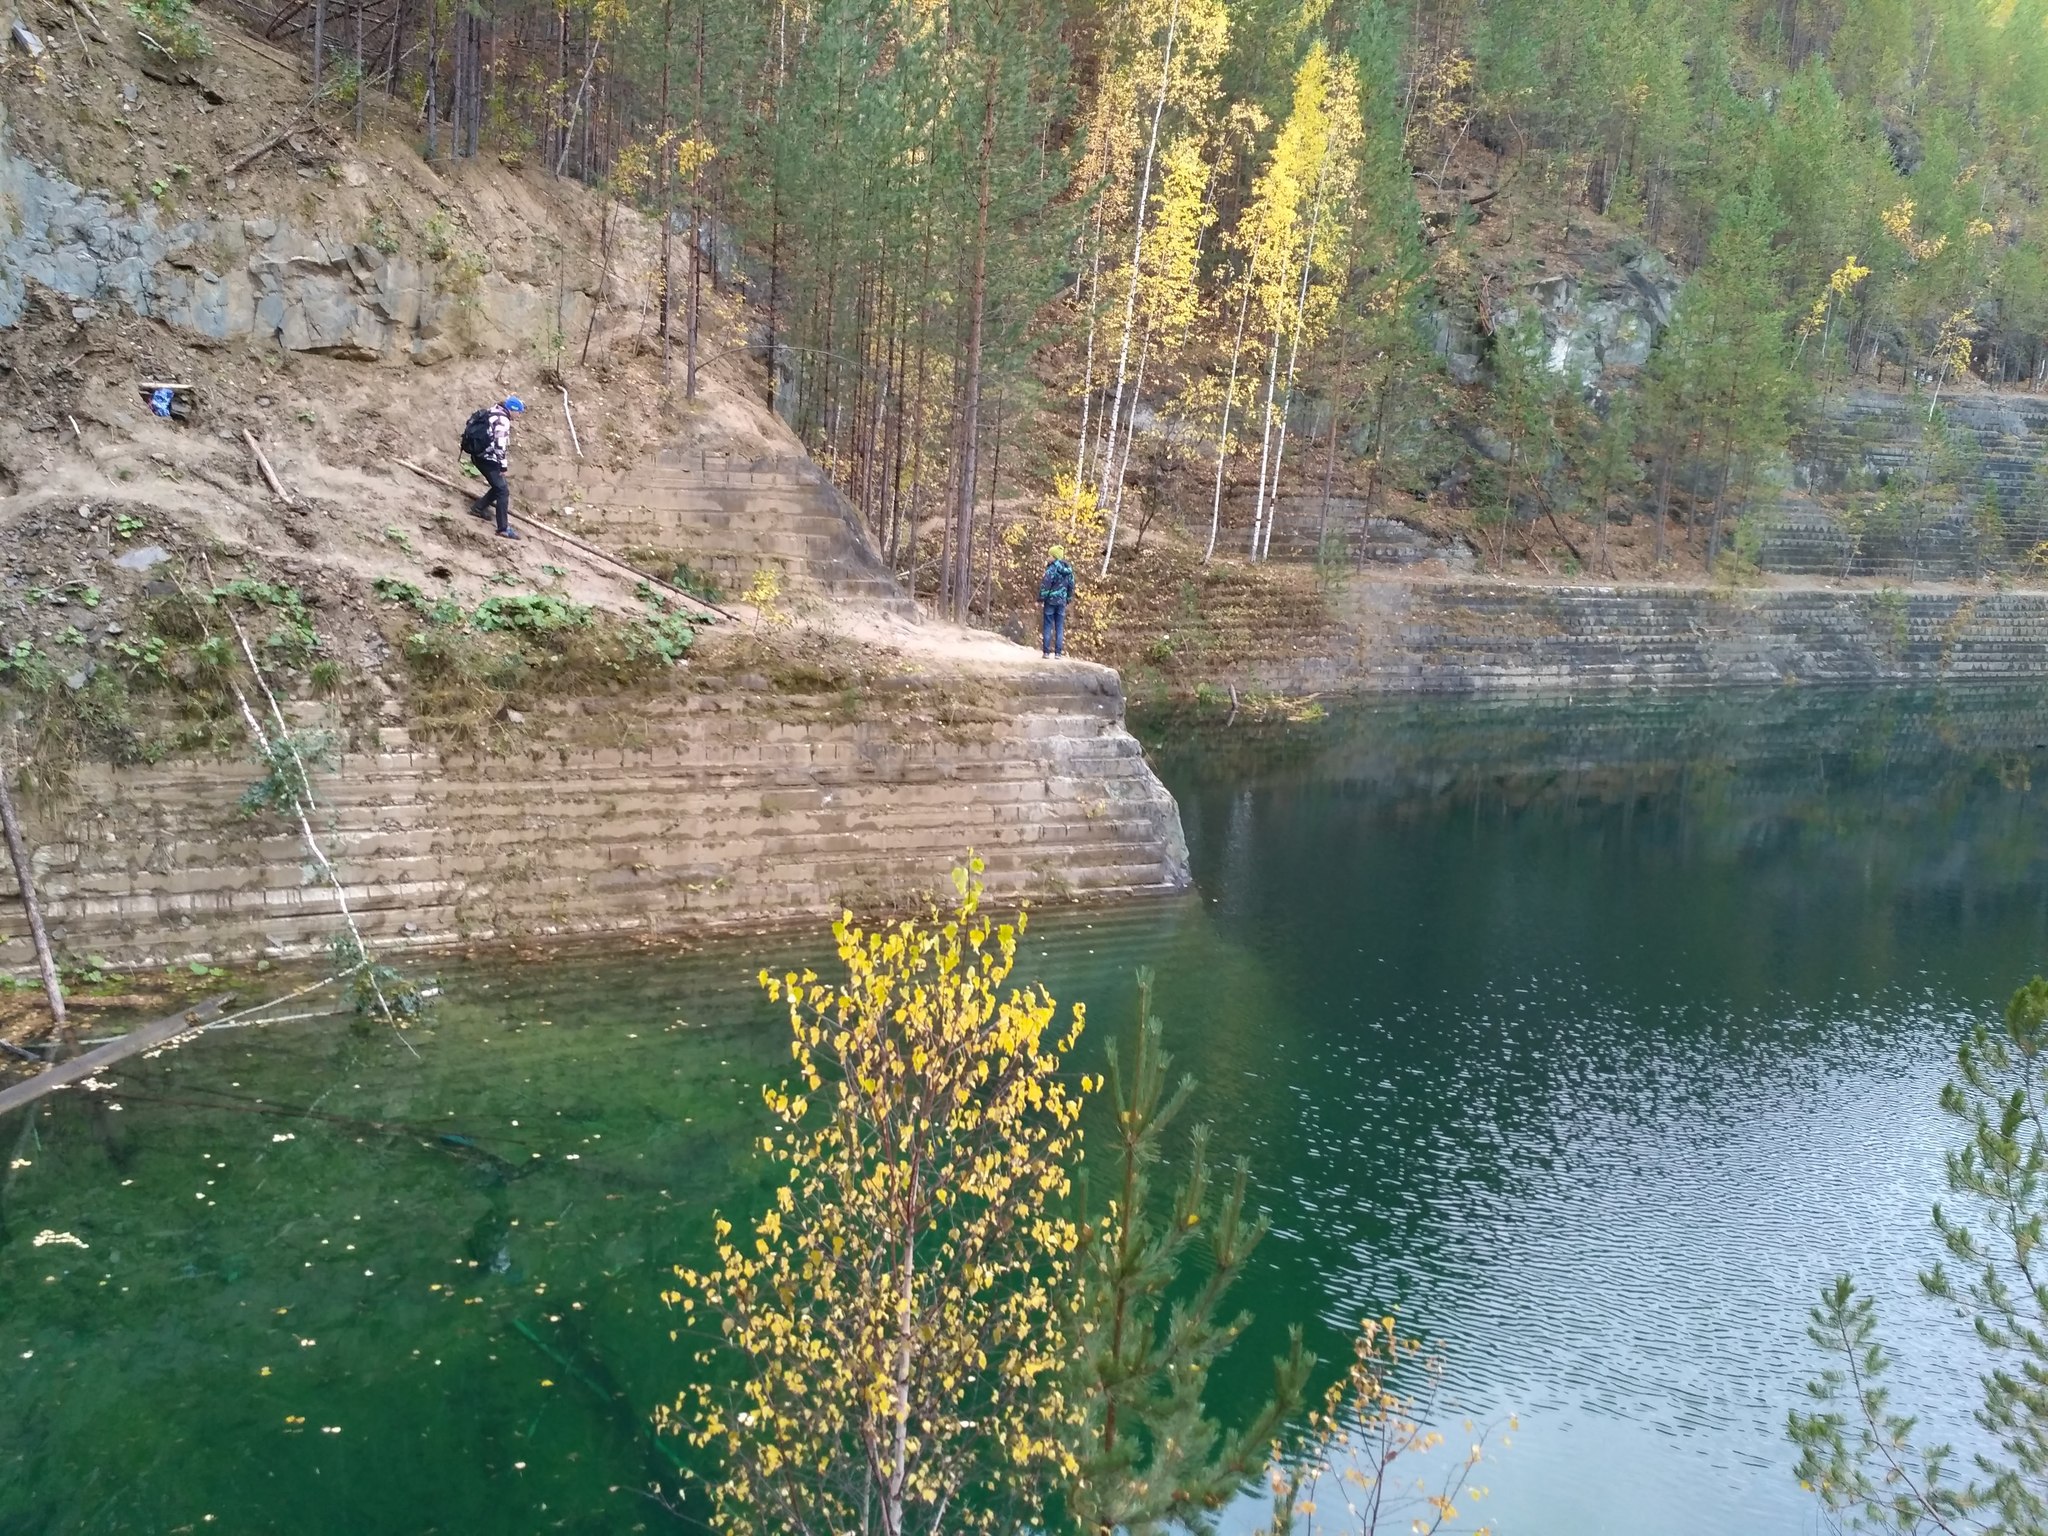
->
[320,59,365,109]
[422,211,457,262]
[636,612,697,663]
[383,526,416,554]
[114,513,146,540]
[446,248,488,299]
[471,594,593,635]
[329,930,433,1026]
[129,0,210,62]
[112,634,170,683]
[1,639,57,692]
[212,579,319,667]
[238,728,335,819]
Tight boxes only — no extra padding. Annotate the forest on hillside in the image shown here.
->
[224,0,2048,593]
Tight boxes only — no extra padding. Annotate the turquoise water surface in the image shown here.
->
[5,684,2045,1533]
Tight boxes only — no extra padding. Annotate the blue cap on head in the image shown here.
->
[502,395,526,413]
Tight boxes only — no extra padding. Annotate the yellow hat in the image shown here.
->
[1050,545,1065,560]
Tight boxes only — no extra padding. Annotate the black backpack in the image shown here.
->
[459,407,493,458]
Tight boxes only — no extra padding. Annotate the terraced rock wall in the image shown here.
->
[0,664,1187,968]
[1759,389,2048,578]
[528,454,908,608]
[1269,580,2048,693]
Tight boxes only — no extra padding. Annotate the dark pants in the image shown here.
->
[1041,602,1067,657]
[470,454,510,533]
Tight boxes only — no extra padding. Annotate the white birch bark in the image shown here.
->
[1095,0,1180,511]
[1206,272,1254,562]
[1101,328,1152,576]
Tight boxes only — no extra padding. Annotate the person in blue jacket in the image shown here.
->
[1039,545,1076,657]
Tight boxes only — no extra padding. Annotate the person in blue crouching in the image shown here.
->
[1039,544,1076,657]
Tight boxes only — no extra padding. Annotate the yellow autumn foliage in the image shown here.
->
[662,862,1088,1536]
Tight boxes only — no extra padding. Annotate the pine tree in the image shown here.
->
[1064,970,1310,1536]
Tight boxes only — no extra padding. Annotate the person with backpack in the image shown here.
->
[460,396,526,539]
[1038,544,1076,658]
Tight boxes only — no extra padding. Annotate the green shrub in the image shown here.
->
[472,594,593,635]
[128,0,211,62]
[212,579,319,668]
[636,612,698,662]
[422,212,457,262]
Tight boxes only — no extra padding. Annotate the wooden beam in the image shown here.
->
[243,429,293,507]
[0,995,231,1120]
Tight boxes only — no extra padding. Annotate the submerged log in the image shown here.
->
[0,995,230,1120]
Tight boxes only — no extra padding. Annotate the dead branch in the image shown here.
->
[222,96,318,177]
[0,996,231,1120]
[559,387,583,457]
[242,429,293,507]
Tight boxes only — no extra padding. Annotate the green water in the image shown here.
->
[6,684,2048,1534]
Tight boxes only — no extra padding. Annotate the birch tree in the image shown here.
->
[1238,43,1361,562]
[667,866,1088,1536]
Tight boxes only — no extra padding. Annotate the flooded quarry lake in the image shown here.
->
[6,684,2045,1534]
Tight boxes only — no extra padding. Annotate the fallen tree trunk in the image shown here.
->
[223,97,317,177]
[0,766,67,1041]
[0,995,230,1120]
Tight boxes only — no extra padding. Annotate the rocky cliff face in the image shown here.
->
[0,140,607,363]
[1430,240,1682,394]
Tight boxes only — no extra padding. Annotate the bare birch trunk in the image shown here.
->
[1206,273,1253,563]
[1094,0,1180,513]
[1257,165,1333,562]
[1072,205,1104,495]
[0,765,67,1040]
[1101,326,1151,577]
[1248,330,1281,558]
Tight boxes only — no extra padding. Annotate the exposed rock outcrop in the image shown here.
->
[0,144,599,363]
[1429,241,1682,393]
